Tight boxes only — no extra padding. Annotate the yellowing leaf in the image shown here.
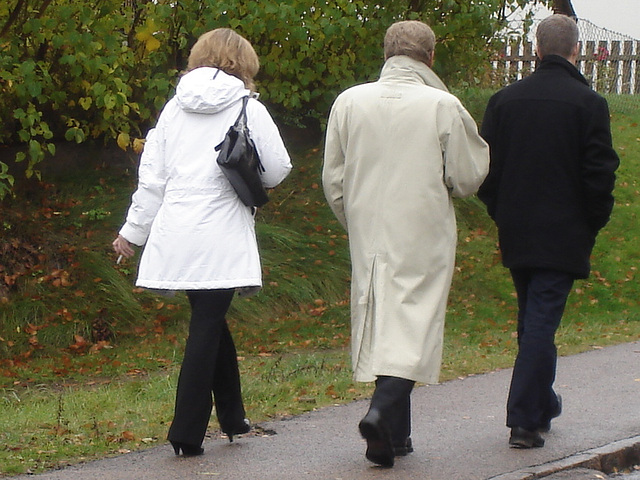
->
[135,20,161,52]
[117,132,130,151]
[145,37,161,52]
[133,137,145,154]
[135,30,153,43]
[79,97,92,110]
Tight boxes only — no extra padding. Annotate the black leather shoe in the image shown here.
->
[358,408,394,468]
[539,394,562,433]
[393,437,414,457]
[170,441,204,456]
[509,427,545,448]
[222,418,251,443]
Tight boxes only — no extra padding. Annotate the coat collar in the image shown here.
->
[536,55,589,86]
[380,55,449,92]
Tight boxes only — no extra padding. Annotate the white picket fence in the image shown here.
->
[492,39,640,94]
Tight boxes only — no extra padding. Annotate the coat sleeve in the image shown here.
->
[477,95,500,219]
[119,125,167,246]
[247,99,292,188]
[322,99,348,229]
[440,98,490,198]
[581,97,619,232]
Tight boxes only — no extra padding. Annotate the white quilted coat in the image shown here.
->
[119,67,292,290]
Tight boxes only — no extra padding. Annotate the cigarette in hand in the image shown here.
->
[117,255,123,265]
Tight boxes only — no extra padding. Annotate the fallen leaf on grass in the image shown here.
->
[68,335,90,353]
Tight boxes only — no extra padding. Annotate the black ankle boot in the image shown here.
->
[393,437,414,456]
[359,408,394,468]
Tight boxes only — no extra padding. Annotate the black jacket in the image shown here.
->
[478,55,619,278]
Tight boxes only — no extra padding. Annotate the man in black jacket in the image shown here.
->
[478,14,619,449]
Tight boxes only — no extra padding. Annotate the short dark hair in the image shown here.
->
[536,15,579,59]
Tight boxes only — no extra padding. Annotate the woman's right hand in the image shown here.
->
[112,234,135,259]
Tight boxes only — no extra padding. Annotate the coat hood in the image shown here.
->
[175,67,251,114]
[380,55,449,93]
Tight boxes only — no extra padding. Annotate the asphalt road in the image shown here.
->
[12,340,640,480]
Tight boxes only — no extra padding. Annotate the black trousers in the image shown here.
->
[506,268,574,431]
[167,289,245,446]
[370,376,415,446]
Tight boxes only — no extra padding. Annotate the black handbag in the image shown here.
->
[215,96,269,207]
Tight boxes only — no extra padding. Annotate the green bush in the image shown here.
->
[0,0,549,196]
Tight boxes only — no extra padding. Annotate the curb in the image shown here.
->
[487,436,640,480]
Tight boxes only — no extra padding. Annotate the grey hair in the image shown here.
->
[384,20,436,66]
[536,14,579,59]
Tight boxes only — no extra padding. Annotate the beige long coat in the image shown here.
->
[322,56,489,383]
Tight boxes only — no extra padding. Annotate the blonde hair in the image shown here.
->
[187,28,260,91]
[384,20,436,66]
[536,15,579,59]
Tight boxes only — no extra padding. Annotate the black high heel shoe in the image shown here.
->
[170,440,204,456]
[222,418,251,443]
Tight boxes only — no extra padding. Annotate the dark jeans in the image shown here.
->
[506,268,574,431]
[370,376,415,446]
[167,289,245,446]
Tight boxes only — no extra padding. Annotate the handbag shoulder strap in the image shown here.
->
[233,96,249,128]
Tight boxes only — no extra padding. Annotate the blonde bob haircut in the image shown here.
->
[384,20,436,66]
[187,28,260,91]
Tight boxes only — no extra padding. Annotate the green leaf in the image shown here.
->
[28,140,42,161]
[103,93,117,110]
[79,97,93,110]
[18,130,30,142]
[92,83,107,97]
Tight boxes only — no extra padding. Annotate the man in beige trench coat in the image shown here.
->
[322,20,489,468]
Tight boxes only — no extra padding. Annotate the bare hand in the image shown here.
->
[112,234,135,259]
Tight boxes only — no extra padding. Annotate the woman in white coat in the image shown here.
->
[323,21,488,467]
[113,29,292,456]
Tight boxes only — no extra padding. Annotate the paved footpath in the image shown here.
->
[13,340,640,480]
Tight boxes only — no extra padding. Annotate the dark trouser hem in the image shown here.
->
[506,269,573,431]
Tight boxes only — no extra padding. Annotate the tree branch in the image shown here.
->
[0,0,27,39]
